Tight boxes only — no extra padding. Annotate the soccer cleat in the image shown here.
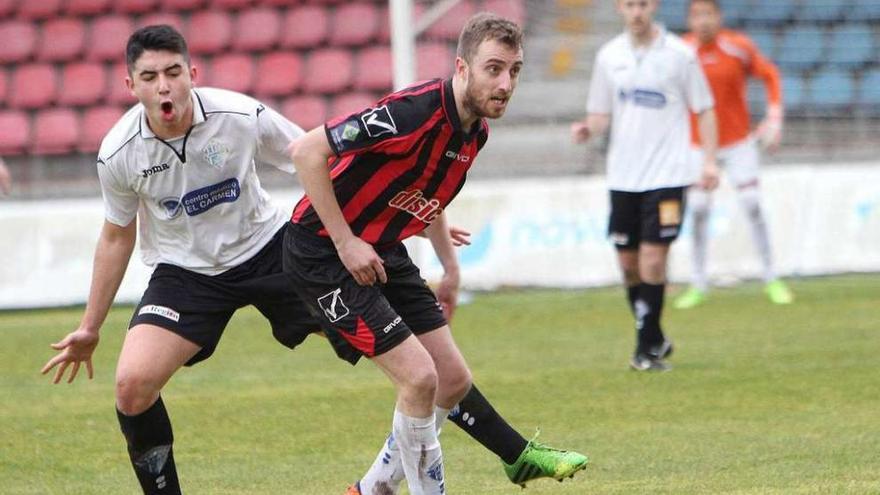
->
[648,339,674,359]
[502,433,589,488]
[630,352,671,372]
[344,481,361,495]
[673,287,707,309]
[765,279,794,305]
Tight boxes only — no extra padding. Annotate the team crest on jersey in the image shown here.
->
[159,197,183,219]
[202,139,229,168]
[361,105,398,137]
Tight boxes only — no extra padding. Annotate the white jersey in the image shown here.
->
[588,25,714,192]
[97,87,303,275]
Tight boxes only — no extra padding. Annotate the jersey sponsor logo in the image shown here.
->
[389,189,443,224]
[202,139,230,168]
[159,197,183,219]
[444,150,470,163]
[618,88,667,109]
[138,305,180,322]
[141,163,170,178]
[317,288,350,322]
[361,105,398,137]
[181,178,241,216]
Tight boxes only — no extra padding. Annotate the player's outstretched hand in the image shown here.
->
[41,328,99,384]
[435,268,461,321]
[570,121,591,144]
[449,226,471,247]
[337,236,387,286]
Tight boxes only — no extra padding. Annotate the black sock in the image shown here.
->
[626,284,639,315]
[117,397,181,494]
[636,283,666,352]
[448,385,529,465]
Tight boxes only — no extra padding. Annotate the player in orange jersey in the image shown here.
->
[675,0,794,308]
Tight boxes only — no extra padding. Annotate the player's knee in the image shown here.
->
[738,188,763,220]
[405,363,439,401]
[115,373,160,415]
[438,365,472,403]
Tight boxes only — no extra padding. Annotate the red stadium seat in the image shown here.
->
[188,11,232,55]
[281,5,329,49]
[281,95,327,131]
[0,111,30,155]
[33,108,80,155]
[210,0,252,9]
[37,18,87,63]
[0,0,16,17]
[66,0,112,16]
[10,64,57,110]
[107,62,137,106]
[303,48,353,94]
[254,52,302,98]
[209,54,254,93]
[159,0,205,11]
[417,42,454,80]
[259,0,305,6]
[0,69,6,105]
[115,0,158,14]
[0,21,37,64]
[376,4,390,43]
[59,63,107,107]
[355,46,392,92]
[425,0,476,41]
[16,0,63,20]
[80,106,126,153]
[483,0,527,26]
[88,15,135,62]
[330,3,380,47]
[330,92,377,119]
[234,8,281,52]
[137,13,187,33]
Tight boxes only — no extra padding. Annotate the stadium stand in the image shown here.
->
[233,7,281,51]
[187,10,233,55]
[254,51,303,97]
[280,5,329,49]
[115,0,159,14]
[33,108,80,155]
[65,0,113,17]
[9,64,57,110]
[87,15,136,62]
[16,0,64,21]
[0,20,37,64]
[37,18,87,62]
[0,110,29,154]
[330,3,380,47]
[58,62,107,107]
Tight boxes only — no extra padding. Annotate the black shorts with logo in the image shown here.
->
[608,187,687,249]
[282,222,447,365]
[130,224,320,366]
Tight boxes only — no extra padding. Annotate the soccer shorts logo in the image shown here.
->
[317,288,350,322]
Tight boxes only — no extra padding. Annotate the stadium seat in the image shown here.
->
[66,0,112,16]
[210,0,252,9]
[796,0,845,23]
[0,110,30,155]
[484,0,528,27]
[32,108,80,155]
[330,92,378,119]
[330,3,380,47]
[115,0,158,14]
[16,0,62,20]
[857,68,880,110]
[847,0,880,22]
[233,8,281,52]
[0,21,37,64]
[88,16,136,62]
[417,42,454,80]
[137,13,187,33]
[809,68,855,112]
[303,49,353,94]
[9,64,57,110]
[718,0,749,27]
[281,95,327,131]
[376,4,391,43]
[0,0,15,17]
[281,5,329,49]
[0,68,6,106]
[355,46,393,92]
[58,63,107,107]
[209,54,255,93]
[827,24,875,69]
[159,0,205,11]
[425,0,476,41]
[777,26,825,71]
[782,74,807,114]
[107,62,138,106]
[254,52,303,98]
[37,18,87,63]
[187,11,232,55]
[259,0,309,6]
[80,105,126,153]
[748,30,778,60]
[657,0,688,32]
[745,2,797,27]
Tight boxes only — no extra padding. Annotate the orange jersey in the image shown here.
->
[684,29,782,147]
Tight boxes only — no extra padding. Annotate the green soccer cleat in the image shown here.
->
[765,279,794,305]
[674,287,707,309]
[503,433,589,488]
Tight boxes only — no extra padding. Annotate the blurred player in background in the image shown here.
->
[572,0,719,371]
[675,0,794,309]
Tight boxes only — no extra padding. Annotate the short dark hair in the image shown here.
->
[689,0,721,10]
[456,12,523,63]
[125,24,190,73]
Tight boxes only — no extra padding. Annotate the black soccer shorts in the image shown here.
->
[607,186,687,249]
[129,224,320,366]
[282,222,448,365]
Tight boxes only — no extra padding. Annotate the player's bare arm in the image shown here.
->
[571,113,611,144]
[288,129,387,286]
[423,212,462,320]
[0,157,11,196]
[41,219,137,383]
[697,108,720,190]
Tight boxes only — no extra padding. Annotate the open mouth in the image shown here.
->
[160,101,173,115]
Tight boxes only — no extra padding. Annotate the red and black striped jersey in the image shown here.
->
[291,78,489,245]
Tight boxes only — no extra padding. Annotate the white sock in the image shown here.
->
[392,408,445,495]
[738,187,776,283]
[689,189,711,290]
[359,406,451,494]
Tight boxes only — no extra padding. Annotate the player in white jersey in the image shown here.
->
[572,0,720,371]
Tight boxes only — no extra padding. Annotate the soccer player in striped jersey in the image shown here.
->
[675,0,794,308]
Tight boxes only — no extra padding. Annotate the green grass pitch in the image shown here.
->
[2,275,879,494]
